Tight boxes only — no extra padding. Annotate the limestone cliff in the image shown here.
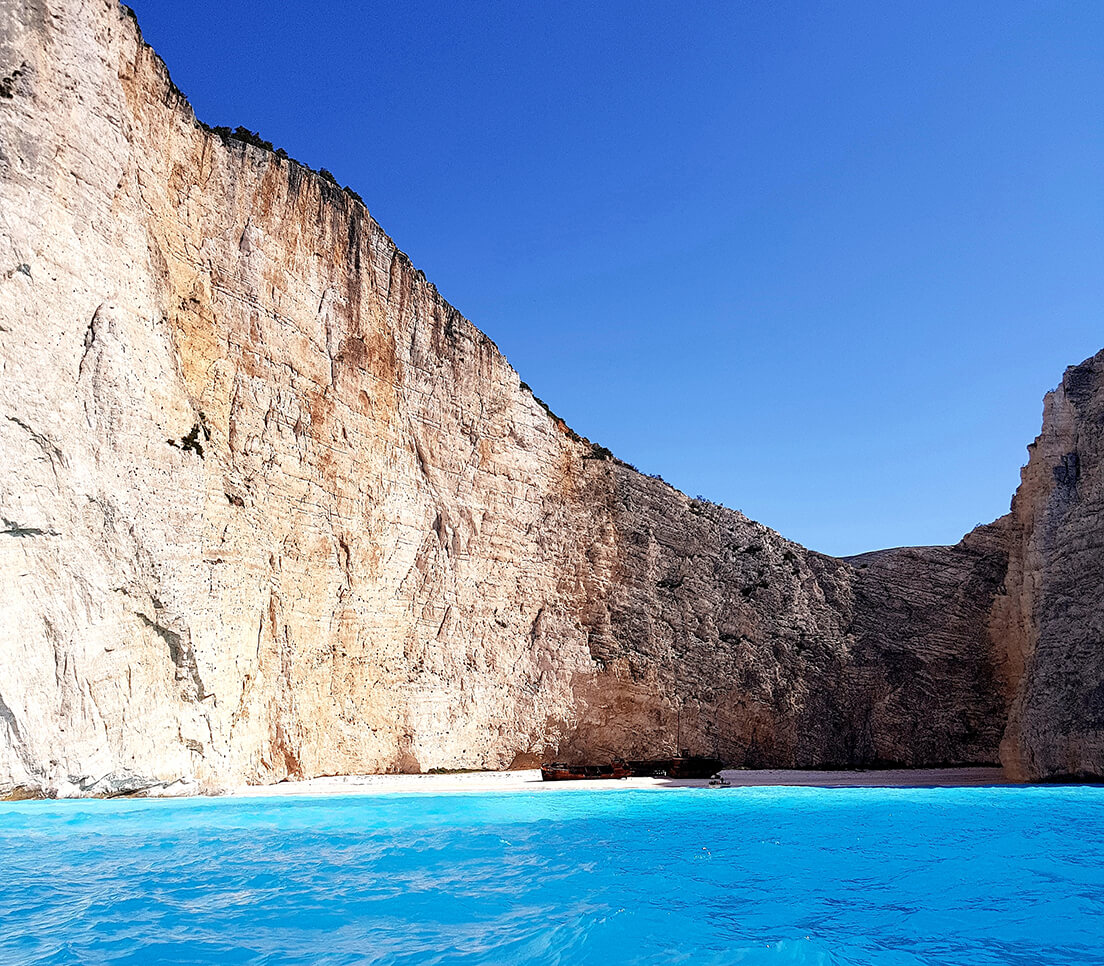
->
[994,350,1104,780]
[0,0,1092,795]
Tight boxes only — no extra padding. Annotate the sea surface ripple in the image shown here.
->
[2,785,1103,964]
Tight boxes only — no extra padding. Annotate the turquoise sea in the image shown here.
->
[1,786,1102,965]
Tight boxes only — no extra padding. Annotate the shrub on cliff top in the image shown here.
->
[211,125,280,154]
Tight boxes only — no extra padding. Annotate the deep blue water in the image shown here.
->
[2,786,1103,965]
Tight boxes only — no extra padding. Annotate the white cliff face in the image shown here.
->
[0,0,1045,796]
[0,0,609,792]
[0,0,214,790]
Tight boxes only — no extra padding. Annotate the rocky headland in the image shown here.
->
[1,0,1101,796]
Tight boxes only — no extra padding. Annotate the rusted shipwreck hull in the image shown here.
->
[540,761,634,781]
[540,757,724,782]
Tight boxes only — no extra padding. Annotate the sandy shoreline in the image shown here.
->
[227,766,1010,797]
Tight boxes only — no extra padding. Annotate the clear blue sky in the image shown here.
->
[128,1,1104,556]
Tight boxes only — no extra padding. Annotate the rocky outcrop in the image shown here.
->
[561,474,1011,770]
[0,0,1096,795]
[994,350,1104,780]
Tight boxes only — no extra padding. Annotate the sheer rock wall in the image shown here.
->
[0,0,1093,794]
[995,350,1104,780]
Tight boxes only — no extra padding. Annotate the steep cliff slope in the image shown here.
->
[0,0,1082,795]
[994,350,1104,780]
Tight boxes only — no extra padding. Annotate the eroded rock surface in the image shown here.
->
[0,0,1094,794]
[995,350,1104,780]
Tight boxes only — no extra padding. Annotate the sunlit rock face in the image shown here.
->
[994,350,1104,780]
[0,0,1089,794]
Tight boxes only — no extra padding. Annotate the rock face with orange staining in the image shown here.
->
[0,0,1097,795]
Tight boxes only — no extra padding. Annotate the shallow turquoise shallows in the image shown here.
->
[2,786,1104,965]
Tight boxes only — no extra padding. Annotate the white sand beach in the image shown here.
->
[228,766,1010,797]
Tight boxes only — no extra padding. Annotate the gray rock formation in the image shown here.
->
[995,350,1104,780]
[0,0,1096,795]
